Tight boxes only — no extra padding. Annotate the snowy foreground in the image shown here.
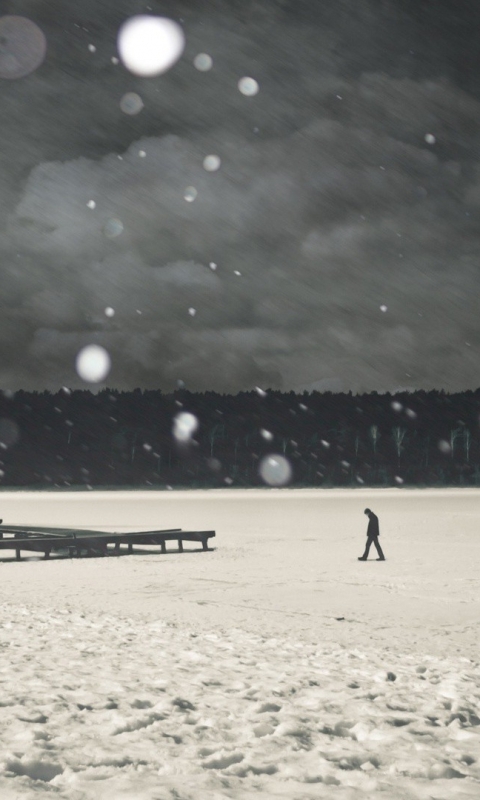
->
[0,488,479,799]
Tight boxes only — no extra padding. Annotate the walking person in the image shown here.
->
[358,508,385,561]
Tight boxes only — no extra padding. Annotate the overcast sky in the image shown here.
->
[1,0,479,394]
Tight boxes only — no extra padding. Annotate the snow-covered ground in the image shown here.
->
[0,487,479,799]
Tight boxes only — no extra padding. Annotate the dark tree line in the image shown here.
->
[0,386,479,488]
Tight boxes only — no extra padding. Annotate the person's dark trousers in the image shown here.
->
[361,536,385,560]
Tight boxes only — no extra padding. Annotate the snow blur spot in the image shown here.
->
[111,56,119,64]
[88,44,96,53]
[75,345,111,383]
[259,454,292,487]
[103,218,124,239]
[380,305,388,313]
[438,440,451,454]
[405,408,417,419]
[117,15,185,77]
[86,200,96,209]
[104,307,115,317]
[391,401,403,411]
[203,154,221,172]
[209,262,217,271]
[193,52,212,71]
[255,387,267,397]
[238,76,259,96]
[395,476,404,484]
[138,150,147,158]
[173,412,198,444]
[188,307,196,317]
[0,16,47,80]
[234,270,242,276]
[120,92,144,115]
[425,133,436,145]
[184,186,197,202]
[321,440,330,448]
[260,429,273,441]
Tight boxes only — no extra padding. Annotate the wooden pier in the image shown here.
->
[0,525,216,560]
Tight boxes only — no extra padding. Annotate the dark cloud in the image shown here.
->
[0,0,479,393]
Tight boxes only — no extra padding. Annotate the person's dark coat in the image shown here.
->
[367,512,380,538]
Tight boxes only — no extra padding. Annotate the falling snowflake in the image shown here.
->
[120,92,144,115]
[193,53,213,71]
[0,16,47,80]
[259,454,292,486]
[238,77,259,96]
[184,186,197,202]
[103,219,124,238]
[117,15,185,77]
[173,412,198,443]
[203,154,221,171]
[75,345,111,383]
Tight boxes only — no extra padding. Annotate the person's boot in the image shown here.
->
[376,557,385,561]
[358,556,367,560]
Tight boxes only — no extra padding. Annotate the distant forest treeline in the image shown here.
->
[0,387,479,488]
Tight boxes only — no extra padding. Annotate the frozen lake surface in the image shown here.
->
[0,488,479,798]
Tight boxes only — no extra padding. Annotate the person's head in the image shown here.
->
[364,508,371,516]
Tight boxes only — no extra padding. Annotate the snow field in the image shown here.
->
[0,601,479,799]
[0,487,479,799]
